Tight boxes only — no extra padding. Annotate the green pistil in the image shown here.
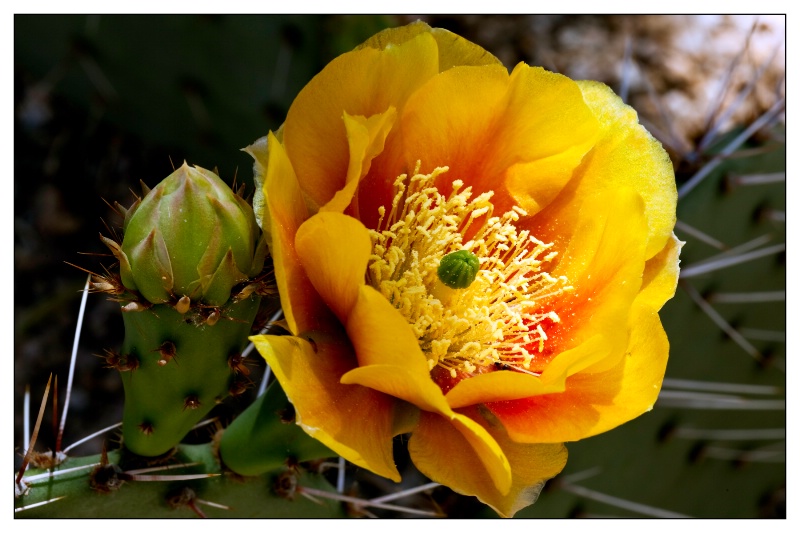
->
[437,250,480,289]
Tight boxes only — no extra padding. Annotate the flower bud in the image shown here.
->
[115,163,266,306]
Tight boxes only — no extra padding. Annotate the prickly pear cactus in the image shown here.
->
[96,163,271,456]
[14,15,784,519]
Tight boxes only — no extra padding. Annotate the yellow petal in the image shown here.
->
[261,132,335,335]
[592,302,671,432]
[242,135,269,236]
[295,212,372,323]
[320,108,397,214]
[346,285,431,373]
[530,80,676,260]
[444,335,609,409]
[341,364,451,416]
[545,188,648,375]
[428,26,504,70]
[395,63,600,216]
[504,151,585,215]
[356,20,503,70]
[284,32,439,210]
[408,409,567,517]
[408,411,511,496]
[487,301,669,443]
[445,370,553,410]
[252,333,400,481]
[638,232,683,311]
[341,285,448,411]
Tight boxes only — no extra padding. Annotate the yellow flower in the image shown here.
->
[248,21,680,517]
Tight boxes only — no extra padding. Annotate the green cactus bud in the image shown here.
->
[118,163,265,306]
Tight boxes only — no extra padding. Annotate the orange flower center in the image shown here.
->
[366,163,572,379]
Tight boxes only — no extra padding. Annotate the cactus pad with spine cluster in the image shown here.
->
[99,163,271,457]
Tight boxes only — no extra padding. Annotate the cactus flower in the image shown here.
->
[249,21,680,517]
[112,163,266,307]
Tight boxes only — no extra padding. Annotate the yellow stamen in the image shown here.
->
[367,163,571,378]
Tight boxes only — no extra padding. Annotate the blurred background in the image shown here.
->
[14,15,785,518]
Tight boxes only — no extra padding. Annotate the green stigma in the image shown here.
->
[437,250,480,289]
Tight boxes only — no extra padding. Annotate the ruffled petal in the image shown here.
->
[341,364,450,415]
[408,411,511,496]
[261,132,334,335]
[295,212,372,324]
[321,108,397,214]
[284,32,440,210]
[341,285,449,411]
[389,63,600,217]
[444,335,610,409]
[528,80,676,260]
[408,409,567,517]
[243,135,269,234]
[638,232,683,311]
[487,300,669,443]
[252,333,400,481]
[542,188,648,376]
[356,20,503,70]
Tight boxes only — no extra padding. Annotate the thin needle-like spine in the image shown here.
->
[195,498,232,510]
[560,483,690,518]
[23,385,30,453]
[729,172,785,187]
[298,486,444,517]
[680,243,785,279]
[336,456,346,493]
[709,290,785,304]
[697,20,756,142]
[674,427,785,441]
[23,462,101,483]
[52,376,58,451]
[57,274,91,453]
[125,462,202,475]
[190,418,218,432]
[698,40,781,153]
[62,422,122,454]
[661,378,781,396]
[14,496,67,513]
[619,34,633,104]
[678,97,785,199]
[246,309,282,397]
[17,374,53,486]
[674,220,727,251]
[242,308,283,358]
[739,328,785,342]
[681,281,762,362]
[559,467,603,485]
[128,473,221,482]
[369,482,441,504]
[685,233,772,267]
[657,391,784,410]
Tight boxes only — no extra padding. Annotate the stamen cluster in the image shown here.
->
[367,164,571,378]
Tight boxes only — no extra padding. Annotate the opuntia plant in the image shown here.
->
[14,15,784,518]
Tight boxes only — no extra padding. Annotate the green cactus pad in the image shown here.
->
[119,295,261,456]
[15,444,346,518]
[220,380,334,476]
